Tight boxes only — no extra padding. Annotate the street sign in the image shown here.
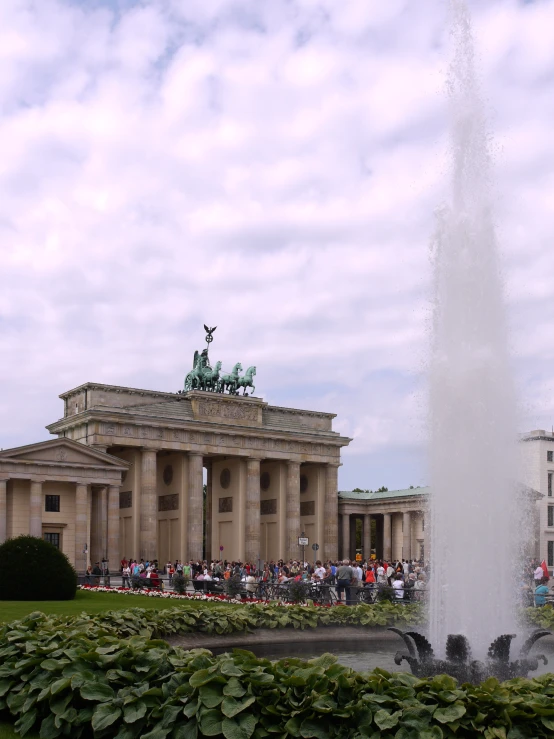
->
[312,543,319,551]
[298,537,309,546]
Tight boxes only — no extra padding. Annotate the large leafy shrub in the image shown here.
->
[2,610,554,738]
[172,574,189,595]
[0,535,76,601]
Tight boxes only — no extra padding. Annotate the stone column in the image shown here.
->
[108,485,120,570]
[285,461,300,561]
[341,513,350,560]
[187,453,204,561]
[245,458,261,564]
[383,513,392,561]
[29,480,43,538]
[363,514,372,561]
[75,484,88,573]
[0,479,7,544]
[140,450,157,561]
[403,511,412,561]
[350,515,357,561]
[324,464,339,562]
[205,461,212,563]
[100,487,108,559]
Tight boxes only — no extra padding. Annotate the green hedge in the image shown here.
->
[0,536,77,601]
[527,606,554,630]
[1,606,554,738]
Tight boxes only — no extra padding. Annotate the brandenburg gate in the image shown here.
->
[12,328,350,568]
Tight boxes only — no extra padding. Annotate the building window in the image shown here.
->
[549,474,553,497]
[220,468,231,489]
[548,451,553,462]
[549,541,554,568]
[44,533,60,549]
[45,495,60,512]
[549,506,554,528]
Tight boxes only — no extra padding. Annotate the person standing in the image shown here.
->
[336,560,354,605]
[535,577,550,607]
[392,574,404,600]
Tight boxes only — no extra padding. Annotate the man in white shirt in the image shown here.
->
[392,574,404,599]
[314,561,327,580]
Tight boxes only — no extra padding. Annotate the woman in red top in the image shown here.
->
[365,568,376,585]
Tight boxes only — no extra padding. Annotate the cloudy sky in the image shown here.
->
[1,0,553,491]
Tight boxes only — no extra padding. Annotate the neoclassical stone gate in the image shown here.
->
[45,384,352,567]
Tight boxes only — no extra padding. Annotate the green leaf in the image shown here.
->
[419,729,444,739]
[223,717,250,739]
[92,703,122,732]
[542,718,554,730]
[0,679,14,697]
[190,669,215,687]
[300,718,330,739]
[200,683,225,707]
[374,709,402,730]
[50,677,71,696]
[222,695,256,718]
[433,703,466,724]
[223,677,246,698]
[140,726,171,739]
[123,700,147,723]
[312,696,337,713]
[239,714,257,739]
[173,721,198,739]
[199,708,223,736]
[80,682,116,701]
[183,698,200,718]
[40,659,62,671]
[39,713,62,739]
[284,717,302,737]
[15,709,37,737]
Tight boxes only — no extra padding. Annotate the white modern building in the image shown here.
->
[521,430,554,569]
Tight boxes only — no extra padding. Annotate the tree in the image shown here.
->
[0,536,77,601]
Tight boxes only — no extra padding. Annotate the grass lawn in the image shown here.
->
[0,721,38,739]
[1,588,231,623]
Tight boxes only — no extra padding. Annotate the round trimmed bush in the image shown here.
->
[0,535,77,601]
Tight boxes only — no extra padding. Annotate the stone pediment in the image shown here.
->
[0,439,129,469]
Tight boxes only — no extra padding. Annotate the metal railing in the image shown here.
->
[79,574,428,605]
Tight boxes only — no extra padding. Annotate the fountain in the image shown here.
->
[391,0,551,677]
[389,628,550,683]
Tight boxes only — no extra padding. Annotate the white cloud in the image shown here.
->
[0,0,553,489]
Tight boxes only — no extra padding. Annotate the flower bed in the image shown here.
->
[78,584,252,604]
[1,610,554,738]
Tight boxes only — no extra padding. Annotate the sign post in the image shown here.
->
[298,533,309,565]
[312,542,319,566]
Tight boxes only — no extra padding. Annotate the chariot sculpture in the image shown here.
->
[183,325,257,396]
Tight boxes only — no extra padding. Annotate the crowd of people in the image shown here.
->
[83,555,554,607]
[84,556,428,603]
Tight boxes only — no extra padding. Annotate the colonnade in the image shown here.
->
[94,446,341,566]
[0,477,121,573]
[340,509,424,562]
